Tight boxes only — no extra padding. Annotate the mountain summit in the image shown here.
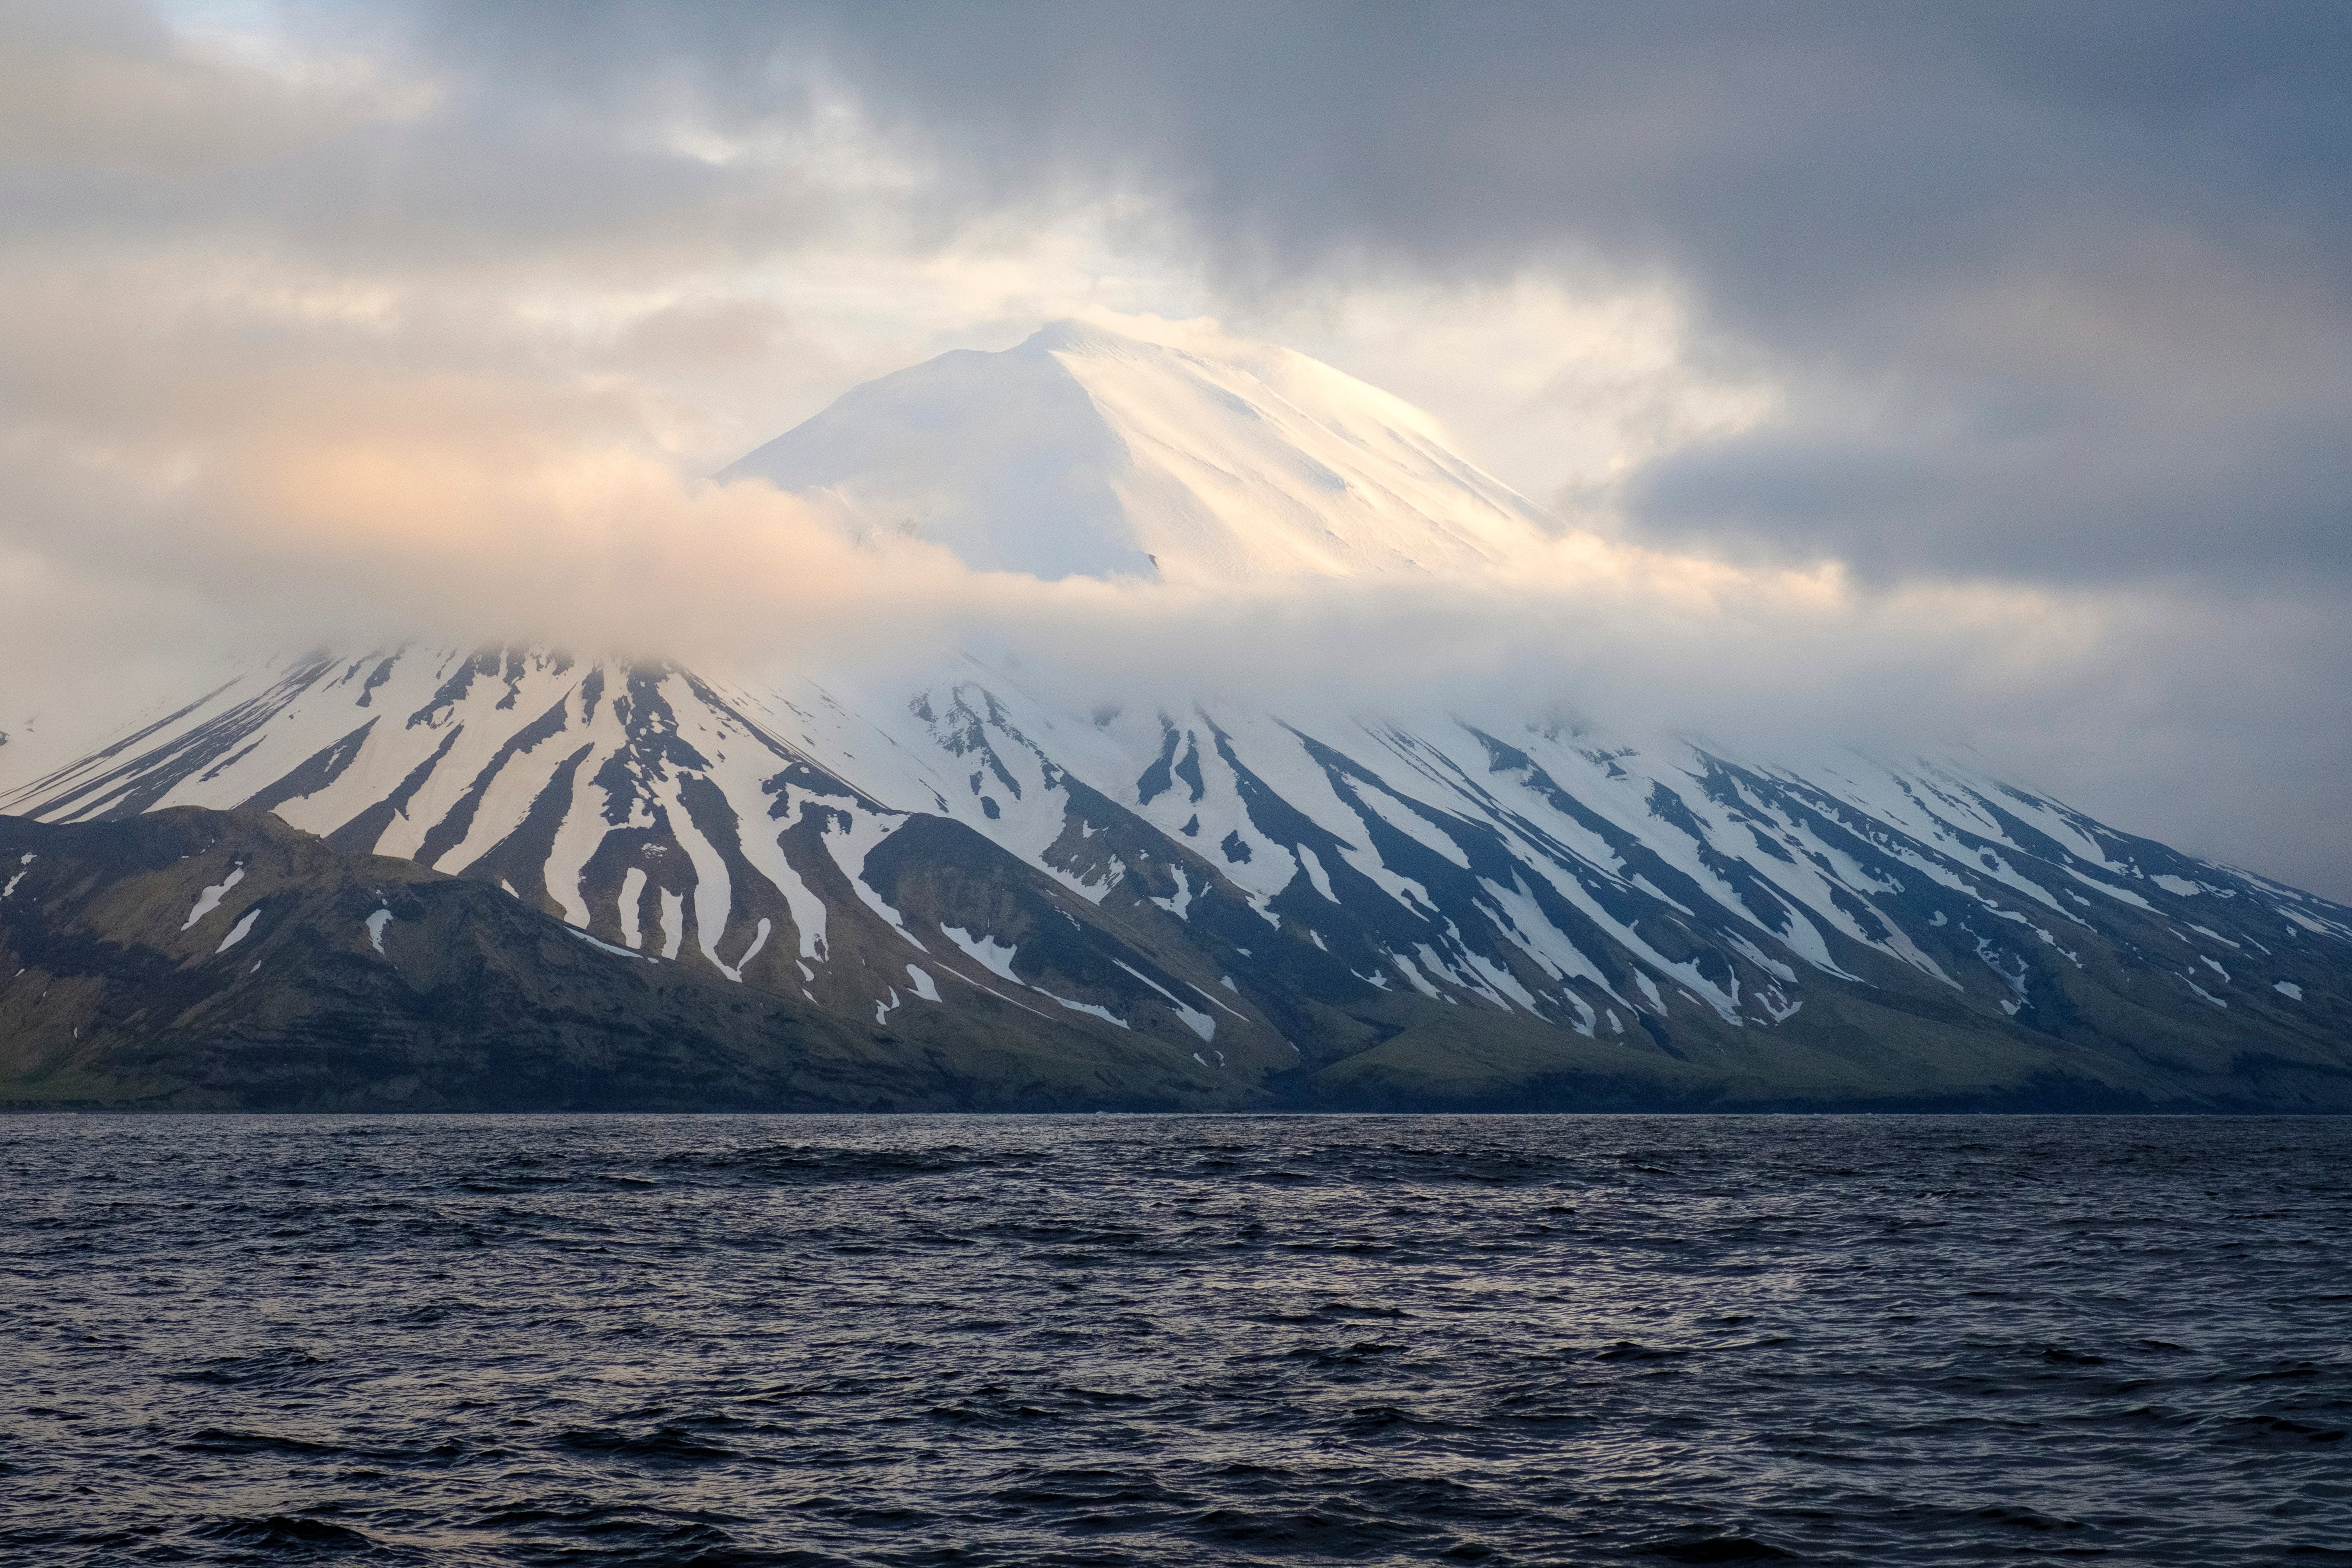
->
[721,320,1556,582]
[6,328,2351,1112]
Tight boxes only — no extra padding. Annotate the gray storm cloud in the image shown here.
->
[385,0,2352,587]
[1,0,2348,898]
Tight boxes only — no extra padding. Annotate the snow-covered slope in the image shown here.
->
[721,321,1556,582]
[7,645,2350,1109]
[6,327,2349,1107]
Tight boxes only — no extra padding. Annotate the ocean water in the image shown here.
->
[3,1114,2347,1566]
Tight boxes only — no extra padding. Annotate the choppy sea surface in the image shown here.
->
[4,1115,2348,1566]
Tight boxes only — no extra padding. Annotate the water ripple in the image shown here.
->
[3,1113,2347,1564]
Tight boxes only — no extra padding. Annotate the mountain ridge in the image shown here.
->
[4,324,2347,1110]
[0,806,1259,1113]
[4,644,2348,1112]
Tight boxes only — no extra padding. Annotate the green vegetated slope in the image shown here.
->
[3,807,2347,1113]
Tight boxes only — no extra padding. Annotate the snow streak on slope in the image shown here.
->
[12,322,2345,1106]
[11,645,2348,1087]
[721,321,1556,583]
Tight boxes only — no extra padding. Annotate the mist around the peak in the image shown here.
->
[0,289,2010,765]
[6,353,2343,902]
[0,337,2055,765]
[0,225,2341,894]
[3,1,2350,897]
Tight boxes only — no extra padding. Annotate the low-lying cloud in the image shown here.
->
[2,1,2348,900]
[7,329,2346,898]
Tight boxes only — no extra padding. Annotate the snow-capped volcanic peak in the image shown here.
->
[722,319,1557,583]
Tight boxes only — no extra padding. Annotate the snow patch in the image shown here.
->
[1111,959,1216,1041]
[1295,844,1338,902]
[1149,865,1196,920]
[1388,949,1443,999]
[1037,989,1129,1029]
[1191,980,1248,1019]
[569,928,643,960]
[848,872,928,950]
[905,963,941,1003]
[942,924,1021,985]
[182,866,245,929]
[214,908,260,955]
[2065,868,2152,908]
[364,908,392,952]
[659,887,686,960]
[714,917,771,984]
[618,866,646,949]
[1169,1000,1217,1041]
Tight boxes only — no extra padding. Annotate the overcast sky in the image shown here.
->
[3,0,2350,896]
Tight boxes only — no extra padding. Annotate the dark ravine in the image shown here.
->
[4,805,2348,1113]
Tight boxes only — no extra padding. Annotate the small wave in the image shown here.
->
[178,1427,347,1458]
[652,1143,1037,1186]
[194,1514,372,1552]
[170,1348,331,1389]
[557,1425,744,1463]
[1641,1537,1799,1563]
[12,1112,2351,1567]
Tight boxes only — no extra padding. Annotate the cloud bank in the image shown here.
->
[2,0,2348,896]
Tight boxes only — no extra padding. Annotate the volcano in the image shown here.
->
[4,325,2348,1111]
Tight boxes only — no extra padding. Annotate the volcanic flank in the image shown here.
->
[4,325,2349,1112]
